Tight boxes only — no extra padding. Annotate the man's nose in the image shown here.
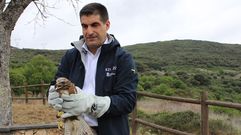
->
[86,27,94,35]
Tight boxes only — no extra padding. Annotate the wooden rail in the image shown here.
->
[131,91,241,135]
[11,81,49,105]
[5,84,241,135]
[0,123,57,133]
[131,91,195,135]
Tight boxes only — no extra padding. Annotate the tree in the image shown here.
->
[10,68,26,96]
[22,55,56,95]
[191,74,211,86]
[0,0,78,127]
[9,55,57,96]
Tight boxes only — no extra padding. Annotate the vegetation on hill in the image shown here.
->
[125,40,241,72]
[10,47,66,68]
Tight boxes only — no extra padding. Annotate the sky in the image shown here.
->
[11,0,241,50]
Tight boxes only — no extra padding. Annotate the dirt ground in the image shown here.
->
[137,97,200,114]
[13,100,57,124]
[12,100,62,135]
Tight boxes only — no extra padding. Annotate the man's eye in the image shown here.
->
[91,23,99,27]
[82,25,88,29]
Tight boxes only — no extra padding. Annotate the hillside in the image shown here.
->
[124,40,241,72]
[10,40,241,71]
[10,47,66,68]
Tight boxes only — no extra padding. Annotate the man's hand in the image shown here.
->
[48,85,63,110]
[61,91,111,118]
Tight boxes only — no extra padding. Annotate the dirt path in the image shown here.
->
[137,97,200,114]
[12,101,62,135]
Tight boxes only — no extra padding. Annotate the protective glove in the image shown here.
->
[47,85,63,110]
[61,90,111,119]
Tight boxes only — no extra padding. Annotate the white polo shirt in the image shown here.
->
[81,38,111,126]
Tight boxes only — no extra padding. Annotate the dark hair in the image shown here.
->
[79,3,109,23]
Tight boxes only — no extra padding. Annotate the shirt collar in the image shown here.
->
[71,34,115,54]
[81,37,111,55]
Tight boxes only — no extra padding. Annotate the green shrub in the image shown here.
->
[172,79,187,89]
[191,74,211,86]
[152,84,175,96]
[211,106,241,116]
[177,71,189,80]
[10,68,26,96]
[161,111,200,132]
[209,119,238,135]
[138,110,200,133]
[23,55,57,85]
[139,75,156,90]
[137,110,240,134]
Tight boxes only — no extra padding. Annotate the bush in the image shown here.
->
[209,119,238,135]
[152,84,175,96]
[177,71,189,80]
[139,75,156,90]
[137,110,240,134]
[138,111,200,133]
[10,68,26,96]
[191,74,211,86]
[211,106,241,116]
[161,111,200,132]
[172,79,187,89]
[10,55,57,95]
[23,55,57,85]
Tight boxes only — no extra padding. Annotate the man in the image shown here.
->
[48,2,138,135]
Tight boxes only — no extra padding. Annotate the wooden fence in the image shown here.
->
[0,123,58,134]
[2,83,241,135]
[11,81,49,105]
[131,91,241,135]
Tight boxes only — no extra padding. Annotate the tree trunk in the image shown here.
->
[0,23,12,126]
[0,0,33,128]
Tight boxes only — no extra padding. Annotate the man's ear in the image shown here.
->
[106,20,110,30]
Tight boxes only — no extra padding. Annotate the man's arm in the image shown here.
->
[47,50,72,105]
[103,51,138,117]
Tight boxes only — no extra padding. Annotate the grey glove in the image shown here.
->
[47,85,63,110]
[61,90,111,118]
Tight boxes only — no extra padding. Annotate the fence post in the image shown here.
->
[131,103,137,135]
[24,82,28,104]
[201,91,209,135]
[41,81,46,105]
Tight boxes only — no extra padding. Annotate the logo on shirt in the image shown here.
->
[131,69,136,74]
[105,66,117,77]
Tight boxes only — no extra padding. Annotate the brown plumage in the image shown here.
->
[55,77,95,135]
[55,77,77,96]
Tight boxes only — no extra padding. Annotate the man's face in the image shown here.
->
[80,14,110,52]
